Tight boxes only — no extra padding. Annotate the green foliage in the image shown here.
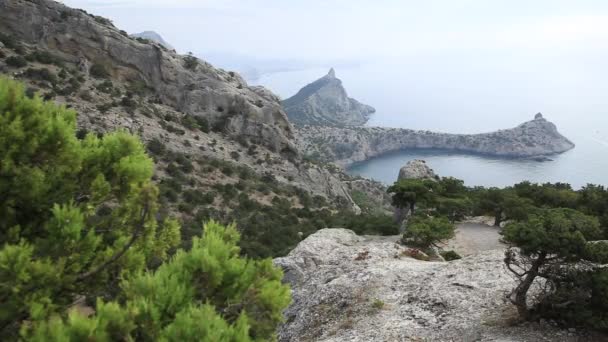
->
[0,78,291,340]
[503,208,606,326]
[23,67,58,85]
[0,33,18,49]
[402,215,455,248]
[25,50,63,66]
[436,196,472,222]
[338,213,399,236]
[503,209,601,256]
[387,179,436,213]
[89,63,110,78]
[22,221,290,341]
[476,188,533,226]
[0,77,183,338]
[183,53,198,71]
[6,55,28,68]
[146,137,166,156]
[440,250,462,261]
[371,299,385,310]
[195,115,210,133]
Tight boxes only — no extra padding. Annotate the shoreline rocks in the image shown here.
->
[297,114,575,167]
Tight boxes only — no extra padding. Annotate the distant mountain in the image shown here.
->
[131,30,174,50]
[282,68,375,126]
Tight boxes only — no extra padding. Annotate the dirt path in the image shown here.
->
[441,222,506,256]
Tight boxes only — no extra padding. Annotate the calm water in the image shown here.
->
[252,56,608,188]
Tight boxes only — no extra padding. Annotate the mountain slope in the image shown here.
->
[0,0,363,256]
[283,68,375,126]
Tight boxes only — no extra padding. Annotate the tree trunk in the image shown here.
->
[494,209,503,227]
[512,252,547,318]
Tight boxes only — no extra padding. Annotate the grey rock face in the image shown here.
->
[282,68,375,126]
[275,229,581,342]
[297,114,575,167]
[131,31,174,50]
[0,0,296,156]
[0,0,363,210]
[398,159,437,181]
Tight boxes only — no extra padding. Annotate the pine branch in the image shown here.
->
[75,203,149,282]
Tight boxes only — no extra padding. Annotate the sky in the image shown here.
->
[60,0,608,62]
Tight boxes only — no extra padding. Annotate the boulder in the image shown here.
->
[397,159,437,181]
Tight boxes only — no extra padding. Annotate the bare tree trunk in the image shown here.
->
[494,209,503,227]
[511,252,547,318]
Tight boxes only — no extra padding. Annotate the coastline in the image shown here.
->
[296,115,575,168]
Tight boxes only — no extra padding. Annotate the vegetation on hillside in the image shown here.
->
[0,78,290,340]
[388,176,608,331]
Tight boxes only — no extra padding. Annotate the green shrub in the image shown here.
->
[24,67,57,84]
[89,63,110,78]
[372,299,385,310]
[0,33,17,49]
[181,114,198,130]
[183,53,198,70]
[195,116,210,133]
[146,137,165,156]
[221,164,234,176]
[0,77,180,339]
[5,55,27,68]
[402,215,455,248]
[95,79,114,93]
[440,250,462,261]
[503,208,606,322]
[26,50,62,65]
[21,222,291,341]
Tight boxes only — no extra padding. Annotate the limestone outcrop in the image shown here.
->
[274,229,588,341]
[398,159,437,181]
[0,0,296,155]
[297,114,575,167]
[282,68,375,126]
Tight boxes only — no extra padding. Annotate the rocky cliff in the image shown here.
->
[297,113,575,167]
[0,0,298,155]
[282,68,375,126]
[0,0,358,210]
[275,229,590,341]
[131,30,174,50]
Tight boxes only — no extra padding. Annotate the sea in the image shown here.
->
[251,57,608,189]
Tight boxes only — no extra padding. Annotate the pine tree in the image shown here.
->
[503,208,605,319]
[23,221,291,341]
[0,77,291,340]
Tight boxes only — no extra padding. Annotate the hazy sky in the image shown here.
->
[61,0,608,62]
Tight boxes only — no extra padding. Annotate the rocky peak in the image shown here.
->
[282,69,375,127]
[535,112,544,120]
[398,160,437,181]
